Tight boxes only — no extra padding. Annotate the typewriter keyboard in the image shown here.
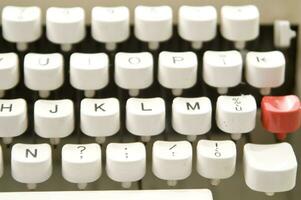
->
[0,4,300,200]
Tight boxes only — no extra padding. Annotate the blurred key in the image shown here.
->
[2,6,42,51]
[46,7,85,51]
[135,6,172,50]
[92,6,130,51]
[178,6,217,49]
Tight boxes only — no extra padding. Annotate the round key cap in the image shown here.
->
[46,7,85,51]
[197,140,236,186]
[11,143,52,190]
[2,6,42,51]
[115,52,153,97]
[203,50,242,94]
[261,95,301,140]
[0,99,27,144]
[0,53,19,97]
[70,53,109,97]
[172,97,212,141]
[24,53,64,98]
[81,98,120,143]
[62,143,102,190]
[216,95,257,140]
[34,99,74,145]
[134,6,172,50]
[158,51,198,96]
[221,5,259,49]
[126,98,165,142]
[92,6,130,51]
[246,51,285,95]
[152,141,192,186]
[178,6,217,49]
[106,142,146,188]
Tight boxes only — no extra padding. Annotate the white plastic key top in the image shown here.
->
[0,189,214,200]
[126,98,165,142]
[246,51,285,95]
[46,7,85,51]
[134,6,172,50]
[70,53,109,97]
[216,95,257,140]
[0,99,27,144]
[62,143,102,190]
[197,140,236,186]
[152,141,192,186]
[115,52,153,96]
[2,6,42,51]
[203,50,242,94]
[106,142,146,188]
[172,97,212,141]
[80,98,120,143]
[11,143,52,190]
[158,51,198,96]
[244,143,297,196]
[92,6,130,51]
[178,6,217,49]
[0,53,19,97]
[221,5,260,49]
[34,99,74,145]
[24,53,64,98]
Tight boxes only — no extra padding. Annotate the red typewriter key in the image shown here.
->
[261,95,301,140]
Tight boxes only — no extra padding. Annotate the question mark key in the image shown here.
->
[62,143,102,189]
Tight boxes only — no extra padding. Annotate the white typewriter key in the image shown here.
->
[0,99,27,144]
[274,20,296,48]
[172,97,212,142]
[81,98,120,143]
[46,7,85,51]
[244,143,297,196]
[203,50,242,94]
[126,98,165,142]
[34,100,74,145]
[246,51,285,95]
[92,7,130,51]
[106,142,146,188]
[197,140,236,186]
[24,53,64,98]
[0,53,19,97]
[221,5,259,49]
[115,52,153,96]
[70,53,109,97]
[62,143,102,190]
[158,51,198,96]
[178,6,217,49]
[216,95,257,140]
[11,143,52,190]
[134,6,172,50]
[2,6,42,51]
[152,141,192,186]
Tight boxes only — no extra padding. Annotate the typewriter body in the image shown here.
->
[0,1,299,200]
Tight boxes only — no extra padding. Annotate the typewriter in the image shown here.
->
[0,0,300,200]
